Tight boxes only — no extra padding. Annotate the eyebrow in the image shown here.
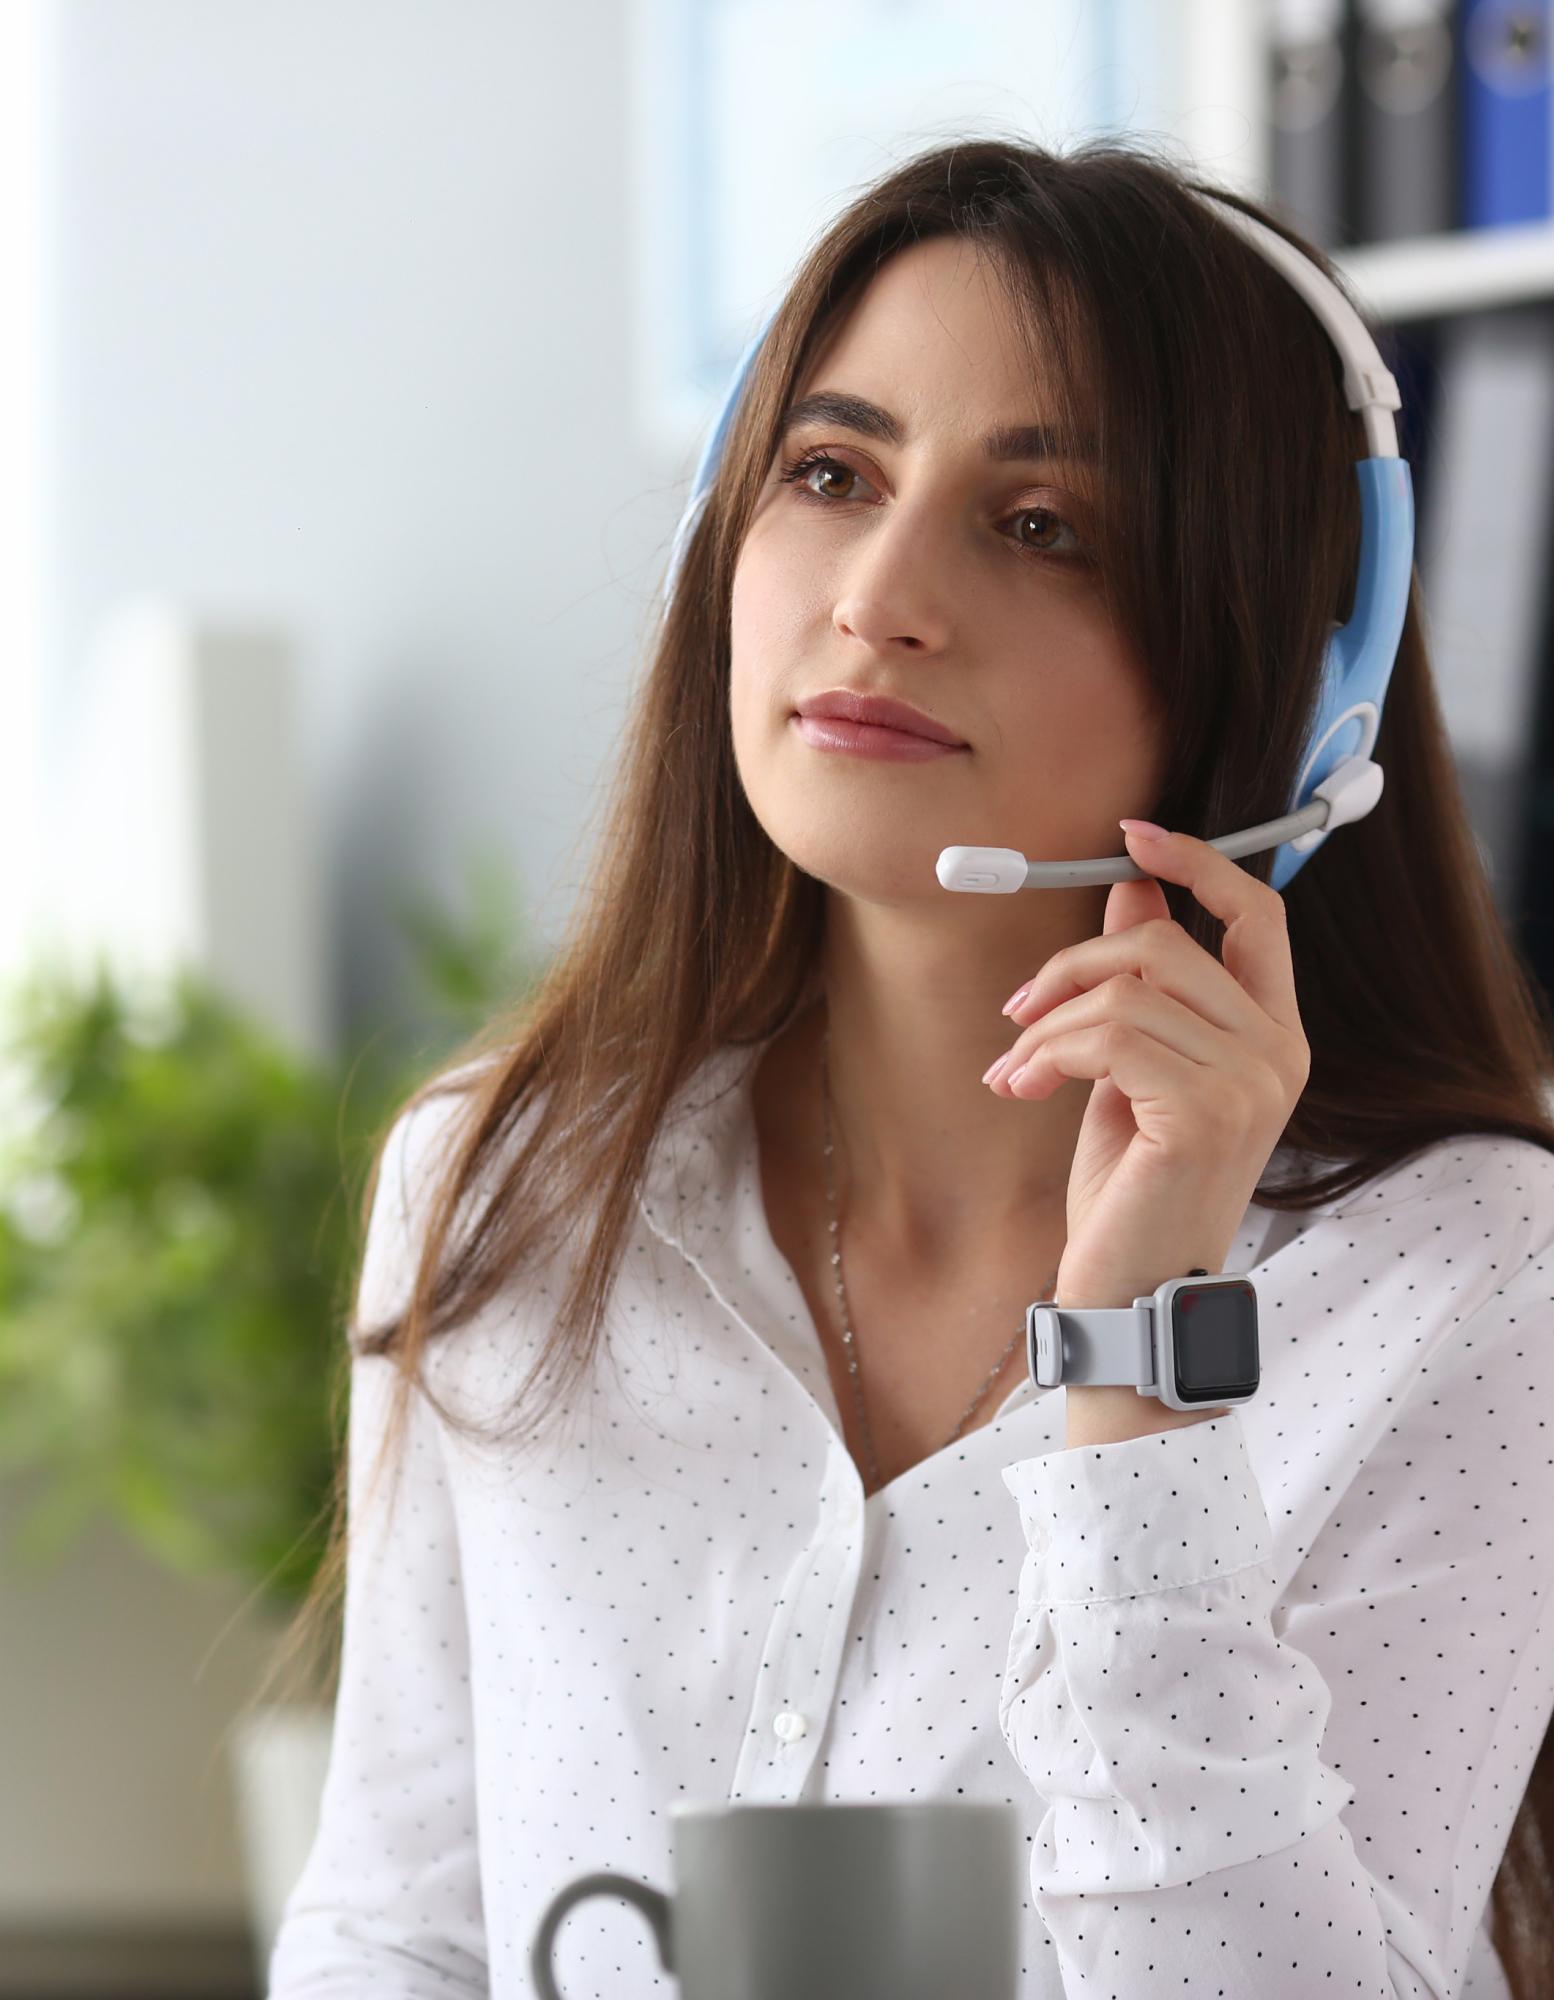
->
[778,390,1096,464]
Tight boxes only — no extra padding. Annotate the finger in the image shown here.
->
[1001,1022,1265,1133]
[1006,916,1280,1051]
[1100,839,1171,940]
[1007,831,1298,1044]
[1117,825,1302,1038]
[991,975,1235,1092]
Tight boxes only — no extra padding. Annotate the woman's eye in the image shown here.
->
[774,447,1087,562]
[1009,505,1083,559]
[778,449,871,504]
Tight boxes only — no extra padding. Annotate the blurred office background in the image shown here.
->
[4,1,1553,1992]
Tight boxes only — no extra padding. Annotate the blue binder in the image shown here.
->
[1461,0,1553,225]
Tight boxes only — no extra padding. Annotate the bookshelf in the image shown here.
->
[1334,220,1554,325]
[1331,213,1554,1000]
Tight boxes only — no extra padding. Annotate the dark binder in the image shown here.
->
[1351,0,1459,240]
[1270,0,1354,247]
[1418,307,1554,912]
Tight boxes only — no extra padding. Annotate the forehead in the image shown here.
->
[790,237,1096,460]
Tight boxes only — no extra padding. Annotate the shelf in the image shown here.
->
[1332,221,1554,325]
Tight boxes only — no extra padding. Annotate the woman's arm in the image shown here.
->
[997,1251,1554,1999]
[267,1101,488,1999]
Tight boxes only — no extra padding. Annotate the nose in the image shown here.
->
[829,502,957,655]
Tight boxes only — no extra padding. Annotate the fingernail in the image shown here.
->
[1001,981,1031,1016]
[982,1052,1011,1085]
[1119,817,1169,841]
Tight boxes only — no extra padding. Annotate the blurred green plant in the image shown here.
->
[0,840,541,1611]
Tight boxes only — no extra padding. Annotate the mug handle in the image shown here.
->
[529,1870,675,1998]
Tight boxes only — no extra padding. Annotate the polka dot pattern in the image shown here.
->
[268,1038,1554,1999]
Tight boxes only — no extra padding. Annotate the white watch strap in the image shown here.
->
[1026,1301,1157,1390]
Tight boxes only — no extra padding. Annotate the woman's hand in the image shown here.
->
[985,819,1311,1443]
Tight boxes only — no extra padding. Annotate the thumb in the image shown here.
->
[1102,865,1171,936]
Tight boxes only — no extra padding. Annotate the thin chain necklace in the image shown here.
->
[819,1018,1061,1495]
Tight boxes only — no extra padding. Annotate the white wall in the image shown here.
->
[36,0,681,1053]
[12,0,685,1948]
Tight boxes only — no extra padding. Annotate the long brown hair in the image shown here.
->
[245,134,1554,1995]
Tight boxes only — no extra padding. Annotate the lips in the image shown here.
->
[793,689,967,746]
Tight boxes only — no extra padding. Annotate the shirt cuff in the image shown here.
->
[1000,1409,1271,1603]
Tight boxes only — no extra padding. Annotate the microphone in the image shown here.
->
[935,754,1383,891]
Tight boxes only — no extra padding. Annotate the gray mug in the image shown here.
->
[529,1798,1022,1999]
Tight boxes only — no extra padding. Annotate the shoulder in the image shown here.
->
[1264,1129,1554,1223]
[1302,1132,1554,1314]
[358,1053,547,1332]
[1330,1131,1554,1223]
[376,1058,497,1219]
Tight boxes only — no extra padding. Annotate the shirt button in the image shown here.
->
[772,1710,808,1742]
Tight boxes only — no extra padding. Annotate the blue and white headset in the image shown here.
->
[662,192,1414,896]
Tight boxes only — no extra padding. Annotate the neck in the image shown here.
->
[790,891,1107,1267]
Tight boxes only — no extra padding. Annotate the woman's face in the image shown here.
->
[730,235,1167,911]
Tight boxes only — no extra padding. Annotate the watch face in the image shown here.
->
[1171,1277,1259,1402]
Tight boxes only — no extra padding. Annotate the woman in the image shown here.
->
[262,138,1554,1999]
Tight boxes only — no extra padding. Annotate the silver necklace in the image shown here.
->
[819,1018,1061,1494]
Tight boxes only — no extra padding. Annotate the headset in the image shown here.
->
[662,191,1414,895]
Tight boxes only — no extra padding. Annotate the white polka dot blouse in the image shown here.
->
[266,1035,1554,1999]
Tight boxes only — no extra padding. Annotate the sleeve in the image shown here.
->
[266,1097,488,1998]
[996,1265,1554,2000]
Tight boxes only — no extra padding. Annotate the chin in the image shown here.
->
[771,830,949,905]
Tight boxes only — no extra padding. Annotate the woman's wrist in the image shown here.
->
[1053,1264,1229,1445]
[1063,1383,1226,1449]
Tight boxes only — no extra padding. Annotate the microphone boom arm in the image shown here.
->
[935,757,1384,892]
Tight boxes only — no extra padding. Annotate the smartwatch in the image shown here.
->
[1025,1268,1260,1411]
